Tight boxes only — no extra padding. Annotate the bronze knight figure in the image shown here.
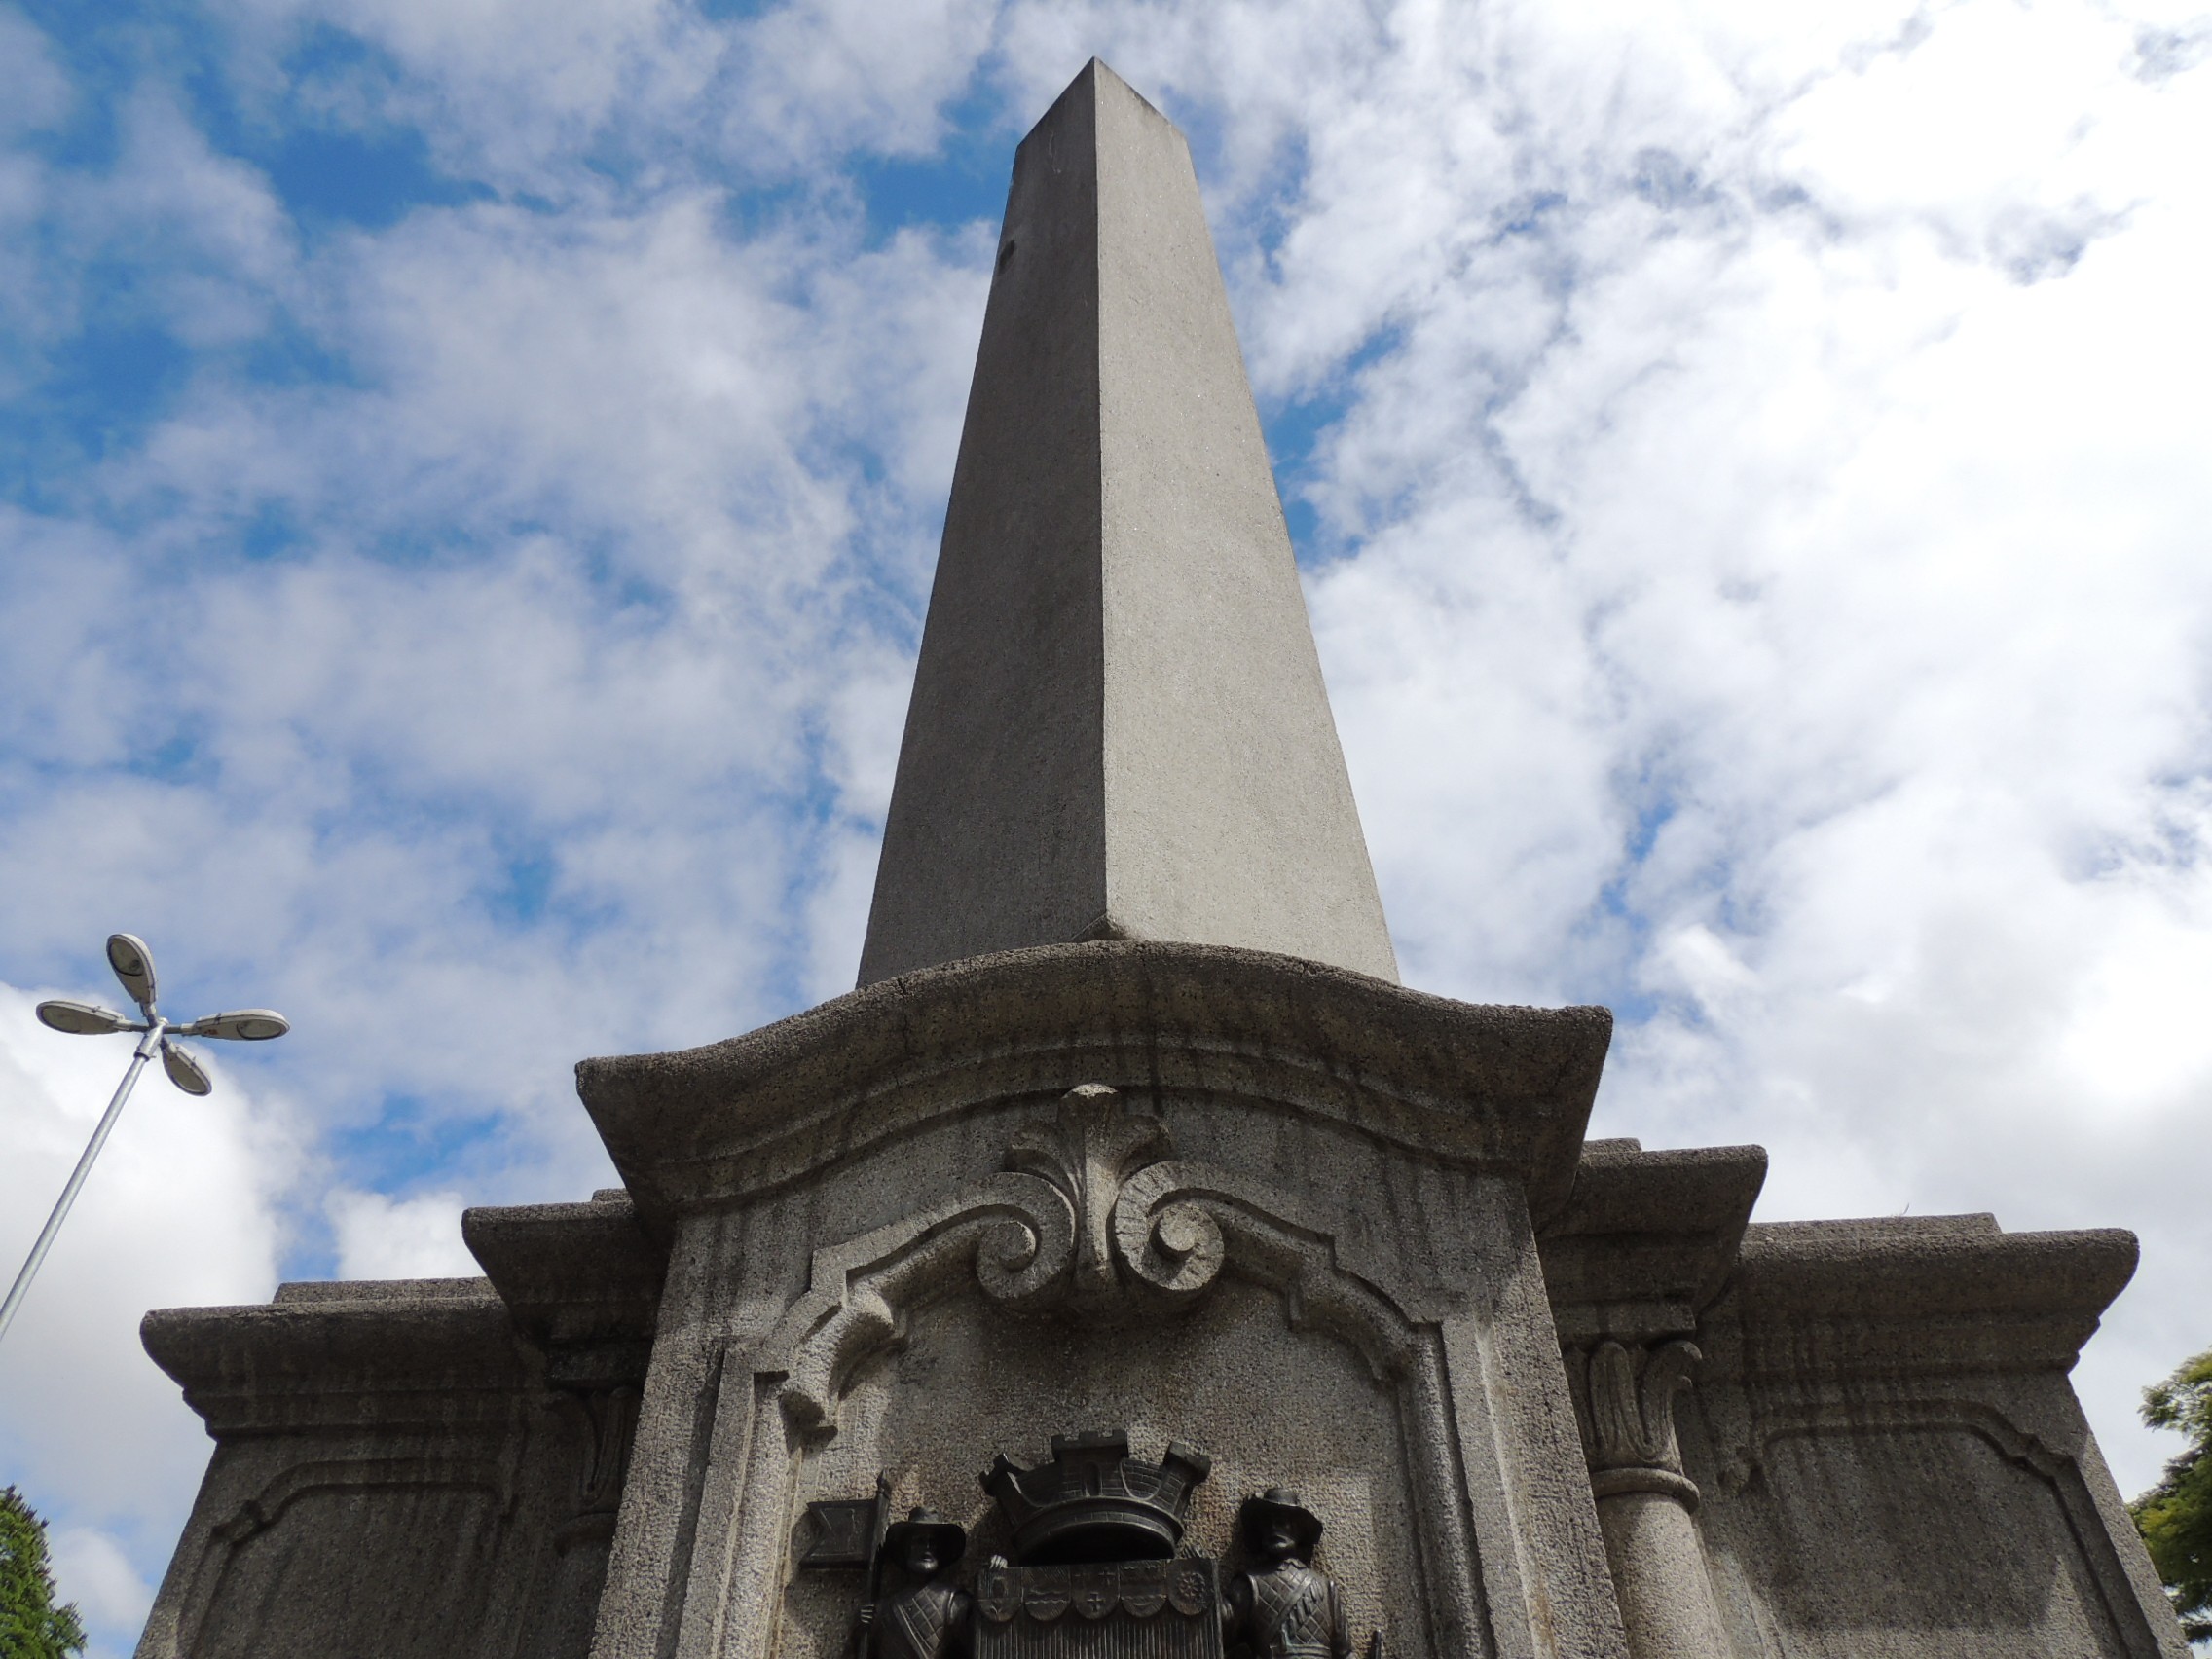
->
[862,1509,973,1659]
[1224,1491,1353,1659]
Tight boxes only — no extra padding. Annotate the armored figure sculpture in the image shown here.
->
[862,1509,972,1659]
[1224,1491,1352,1659]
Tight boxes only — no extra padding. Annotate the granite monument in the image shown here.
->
[132,60,2190,1659]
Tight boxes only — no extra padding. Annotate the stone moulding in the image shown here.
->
[133,1282,545,1659]
[1730,1394,2098,1505]
[575,940,1612,1231]
[201,1453,516,1550]
[133,1208,667,1659]
[1675,1215,2187,1658]
[463,1193,667,1388]
[171,1454,517,1655]
[1538,1140,1768,1346]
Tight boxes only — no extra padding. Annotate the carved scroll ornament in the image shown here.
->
[769,1085,1419,1432]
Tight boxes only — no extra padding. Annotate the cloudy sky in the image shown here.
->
[1,0,2207,1650]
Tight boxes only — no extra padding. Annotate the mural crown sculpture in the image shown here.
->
[981,1429,1212,1564]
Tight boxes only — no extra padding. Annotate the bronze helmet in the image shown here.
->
[1239,1488,1324,1555]
[884,1507,968,1567]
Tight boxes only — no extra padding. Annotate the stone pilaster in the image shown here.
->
[1581,1340,1732,1659]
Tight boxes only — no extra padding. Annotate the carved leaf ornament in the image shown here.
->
[1586,1338,1704,1508]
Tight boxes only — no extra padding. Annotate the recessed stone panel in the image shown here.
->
[783,1277,1428,1659]
[1724,1421,2130,1657]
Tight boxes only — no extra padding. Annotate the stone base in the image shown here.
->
[132,944,2188,1659]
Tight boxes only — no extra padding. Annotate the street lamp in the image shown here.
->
[0,934,289,1346]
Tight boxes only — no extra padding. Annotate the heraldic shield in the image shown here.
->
[973,1559,1224,1659]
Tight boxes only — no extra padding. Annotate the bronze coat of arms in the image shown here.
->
[1021,1567,1072,1623]
[1072,1567,1117,1621]
[1119,1563,1169,1619]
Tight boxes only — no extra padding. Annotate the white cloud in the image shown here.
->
[48,1524,156,1655]
[1263,0,2212,1498]
[0,173,992,1196]
[325,1187,479,1279]
[0,10,72,138]
[221,0,727,197]
[723,0,1003,169]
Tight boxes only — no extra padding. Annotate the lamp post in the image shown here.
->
[0,934,288,1346]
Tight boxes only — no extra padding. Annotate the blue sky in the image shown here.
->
[3,0,2211,1651]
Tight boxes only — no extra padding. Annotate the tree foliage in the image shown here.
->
[2134,1346,2212,1643]
[0,1486,89,1658]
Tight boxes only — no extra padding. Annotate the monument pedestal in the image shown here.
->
[131,942,2186,1659]
[575,942,1620,1659]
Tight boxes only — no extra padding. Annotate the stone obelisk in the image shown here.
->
[859,60,1397,987]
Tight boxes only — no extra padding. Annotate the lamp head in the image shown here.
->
[106,933,158,1014]
[160,1039,212,1096]
[35,999,138,1036]
[173,1010,290,1042]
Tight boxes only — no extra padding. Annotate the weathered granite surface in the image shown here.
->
[577,940,1610,1232]
[858,60,1396,987]
[134,950,2189,1659]
[1685,1215,2179,1658]
[129,54,2187,1659]
[574,940,1627,1659]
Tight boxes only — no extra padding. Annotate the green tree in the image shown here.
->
[0,1485,89,1658]
[2135,1346,2212,1643]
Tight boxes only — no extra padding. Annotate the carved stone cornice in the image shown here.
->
[1538,1139,1766,1347]
[462,1188,664,1388]
[142,1192,671,1439]
[1704,1215,2140,1381]
[575,940,1611,1234]
[140,1279,533,1435]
